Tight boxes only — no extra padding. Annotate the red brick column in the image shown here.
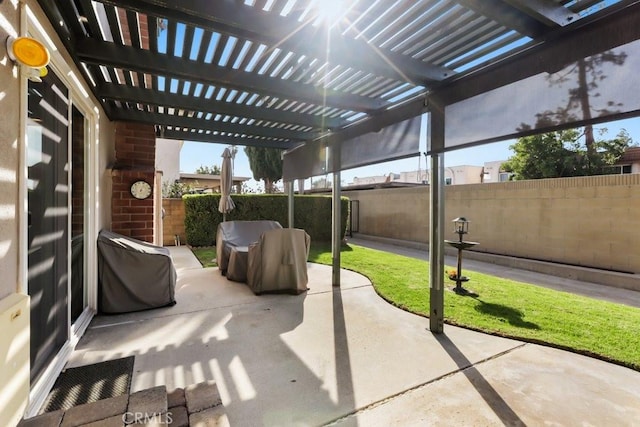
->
[111,122,156,242]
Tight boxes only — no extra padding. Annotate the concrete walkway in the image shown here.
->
[65,246,640,426]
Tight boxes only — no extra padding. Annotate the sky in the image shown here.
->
[180,116,640,190]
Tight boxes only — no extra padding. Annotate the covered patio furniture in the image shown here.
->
[97,230,176,314]
[247,228,310,295]
[216,220,282,278]
[226,246,250,282]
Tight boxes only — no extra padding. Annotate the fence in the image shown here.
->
[162,198,186,247]
[344,174,640,274]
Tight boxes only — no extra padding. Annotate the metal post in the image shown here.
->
[287,180,294,228]
[331,145,341,287]
[455,247,463,292]
[427,103,445,334]
[429,153,445,333]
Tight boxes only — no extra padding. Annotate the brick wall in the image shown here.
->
[117,9,152,87]
[111,122,156,242]
[114,122,156,168]
[111,169,156,242]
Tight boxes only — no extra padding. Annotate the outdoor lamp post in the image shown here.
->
[445,216,478,294]
[453,216,469,239]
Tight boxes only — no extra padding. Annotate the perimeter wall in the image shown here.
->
[344,174,640,274]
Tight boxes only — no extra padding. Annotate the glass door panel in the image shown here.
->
[27,71,69,382]
[70,106,86,323]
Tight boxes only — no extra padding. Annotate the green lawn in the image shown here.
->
[191,247,217,268]
[308,242,640,371]
[190,242,640,370]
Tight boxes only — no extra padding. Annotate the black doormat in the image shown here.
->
[40,356,134,413]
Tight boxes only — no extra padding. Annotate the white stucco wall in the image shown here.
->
[445,165,484,185]
[0,0,21,300]
[155,138,184,189]
[0,0,116,308]
[483,160,506,182]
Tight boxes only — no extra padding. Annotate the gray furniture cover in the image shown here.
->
[98,230,176,313]
[216,220,282,277]
[247,228,310,295]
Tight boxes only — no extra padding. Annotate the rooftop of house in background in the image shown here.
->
[619,146,640,163]
[346,160,509,187]
[347,143,640,188]
[179,173,250,193]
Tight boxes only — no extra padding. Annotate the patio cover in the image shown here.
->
[37,1,640,154]
[38,0,640,332]
[97,230,176,314]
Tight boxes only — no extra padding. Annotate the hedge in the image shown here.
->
[183,194,350,246]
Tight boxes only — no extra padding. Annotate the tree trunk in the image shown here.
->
[264,178,273,193]
[577,59,596,157]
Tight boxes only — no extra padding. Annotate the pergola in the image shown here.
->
[40,0,640,332]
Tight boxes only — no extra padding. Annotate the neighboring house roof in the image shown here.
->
[618,147,640,163]
[180,173,250,182]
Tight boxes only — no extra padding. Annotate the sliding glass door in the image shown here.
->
[27,70,69,381]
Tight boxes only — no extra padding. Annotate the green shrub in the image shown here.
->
[183,194,349,246]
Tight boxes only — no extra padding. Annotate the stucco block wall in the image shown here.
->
[345,187,430,242]
[155,138,183,187]
[345,174,640,273]
[162,199,186,246]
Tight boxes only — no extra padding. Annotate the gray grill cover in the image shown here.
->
[216,220,282,275]
[98,230,176,314]
[247,228,310,295]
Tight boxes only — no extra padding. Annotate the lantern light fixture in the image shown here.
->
[452,216,469,236]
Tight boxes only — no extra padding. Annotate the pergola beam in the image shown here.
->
[454,0,551,37]
[503,0,580,27]
[97,0,454,85]
[97,83,343,130]
[76,38,386,113]
[435,2,640,106]
[161,129,297,149]
[109,109,315,142]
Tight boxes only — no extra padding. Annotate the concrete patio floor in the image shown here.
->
[67,246,640,426]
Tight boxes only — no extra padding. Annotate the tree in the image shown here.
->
[244,146,283,193]
[521,51,627,174]
[502,130,581,180]
[195,164,221,175]
[502,128,634,180]
[162,180,196,198]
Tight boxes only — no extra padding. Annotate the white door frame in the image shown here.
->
[20,2,102,416]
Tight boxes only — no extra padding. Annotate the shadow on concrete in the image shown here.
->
[434,334,526,427]
[75,268,362,425]
[332,287,357,426]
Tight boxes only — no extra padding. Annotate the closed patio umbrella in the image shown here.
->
[219,147,235,221]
